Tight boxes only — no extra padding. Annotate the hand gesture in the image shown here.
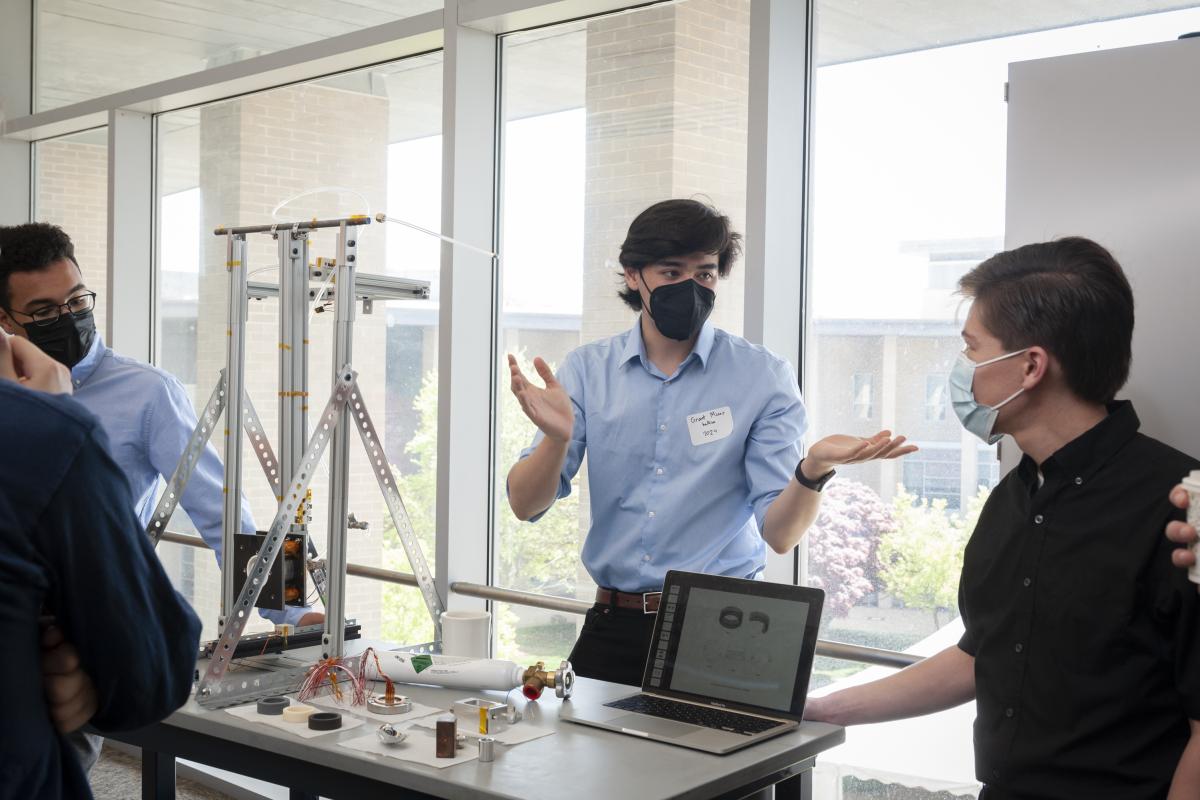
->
[0,334,73,394]
[508,354,574,444]
[805,430,918,478]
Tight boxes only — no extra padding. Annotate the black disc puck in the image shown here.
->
[256,696,289,715]
[308,711,342,731]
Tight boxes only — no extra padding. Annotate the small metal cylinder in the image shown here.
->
[478,736,496,763]
[368,694,412,715]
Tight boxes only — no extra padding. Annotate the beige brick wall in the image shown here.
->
[573,0,750,595]
[33,138,109,335]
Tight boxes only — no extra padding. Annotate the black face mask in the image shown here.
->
[23,310,96,369]
[642,277,715,341]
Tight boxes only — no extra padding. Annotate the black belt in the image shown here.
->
[595,588,661,614]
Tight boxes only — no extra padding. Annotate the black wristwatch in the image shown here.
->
[795,458,835,492]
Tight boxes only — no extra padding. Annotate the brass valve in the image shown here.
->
[521,660,575,700]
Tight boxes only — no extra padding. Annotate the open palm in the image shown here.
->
[807,430,918,470]
[508,354,574,443]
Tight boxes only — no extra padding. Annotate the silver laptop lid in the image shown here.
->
[642,571,825,722]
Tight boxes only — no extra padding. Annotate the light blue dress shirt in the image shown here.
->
[71,335,311,625]
[516,319,807,592]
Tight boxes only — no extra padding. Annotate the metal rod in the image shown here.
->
[220,234,248,628]
[247,272,430,302]
[322,221,357,659]
[449,581,923,669]
[156,532,920,670]
[214,215,372,236]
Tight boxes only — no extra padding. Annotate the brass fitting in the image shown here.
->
[520,660,575,700]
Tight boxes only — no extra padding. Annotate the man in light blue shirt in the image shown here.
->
[507,199,914,685]
[0,223,321,630]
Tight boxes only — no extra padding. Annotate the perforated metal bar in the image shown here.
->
[242,393,281,499]
[350,388,445,640]
[146,371,226,546]
[197,370,356,694]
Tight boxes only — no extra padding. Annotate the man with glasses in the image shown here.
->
[0,223,321,627]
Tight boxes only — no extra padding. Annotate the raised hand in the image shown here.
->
[805,430,918,477]
[508,354,574,444]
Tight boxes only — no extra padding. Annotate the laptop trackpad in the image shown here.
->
[610,714,696,739]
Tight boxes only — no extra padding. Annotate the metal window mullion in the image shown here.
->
[436,2,499,627]
[106,108,154,362]
[0,0,31,224]
[744,0,815,587]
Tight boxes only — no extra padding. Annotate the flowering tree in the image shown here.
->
[806,480,896,619]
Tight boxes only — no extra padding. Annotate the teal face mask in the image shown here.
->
[948,348,1029,445]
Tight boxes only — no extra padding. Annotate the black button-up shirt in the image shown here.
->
[959,401,1200,799]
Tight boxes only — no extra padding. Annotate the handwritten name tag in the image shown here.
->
[687,406,733,447]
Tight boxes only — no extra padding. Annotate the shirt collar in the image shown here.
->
[1016,400,1140,488]
[618,316,716,372]
[71,332,107,386]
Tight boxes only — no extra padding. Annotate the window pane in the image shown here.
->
[493,1,752,663]
[32,128,109,337]
[154,54,443,642]
[808,4,1200,797]
[35,0,442,111]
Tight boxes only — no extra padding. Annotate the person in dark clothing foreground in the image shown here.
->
[0,333,201,800]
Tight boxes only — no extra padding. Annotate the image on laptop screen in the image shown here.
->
[650,585,811,713]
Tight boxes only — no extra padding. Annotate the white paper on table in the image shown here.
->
[410,714,555,746]
[308,692,443,724]
[339,725,479,769]
[225,700,366,739]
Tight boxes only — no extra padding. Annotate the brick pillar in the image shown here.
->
[577,0,750,596]
[34,138,109,335]
[194,83,391,638]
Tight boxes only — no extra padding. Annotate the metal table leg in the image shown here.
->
[141,747,175,800]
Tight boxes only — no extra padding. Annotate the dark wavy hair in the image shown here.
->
[616,199,742,311]
[0,222,79,309]
[959,237,1134,404]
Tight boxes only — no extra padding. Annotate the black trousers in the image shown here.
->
[568,603,659,686]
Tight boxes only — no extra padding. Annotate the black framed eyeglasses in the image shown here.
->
[6,291,97,327]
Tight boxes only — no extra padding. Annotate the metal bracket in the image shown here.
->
[242,394,281,499]
[348,386,445,641]
[197,370,356,696]
[147,372,227,546]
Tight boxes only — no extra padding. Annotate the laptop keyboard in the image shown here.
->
[605,694,786,736]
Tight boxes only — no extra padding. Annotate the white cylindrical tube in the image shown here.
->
[441,610,491,658]
[1184,471,1200,584]
[378,652,525,692]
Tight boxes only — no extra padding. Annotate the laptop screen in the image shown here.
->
[643,571,824,720]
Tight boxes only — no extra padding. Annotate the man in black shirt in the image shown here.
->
[0,333,202,800]
[805,238,1200,799]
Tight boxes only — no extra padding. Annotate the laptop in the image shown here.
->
[561,570,825,754]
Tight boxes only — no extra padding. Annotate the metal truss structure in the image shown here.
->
[148,215,443,708]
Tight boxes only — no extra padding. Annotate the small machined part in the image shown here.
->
[256,696,290,715]
[367,694,412,715]
[376,723,407,745]
[456,733,467,750]
[282,704,316,723]
[719,606,744,629]
[308,711,343,731]
[478,736,496,763]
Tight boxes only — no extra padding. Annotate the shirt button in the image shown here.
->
[1014,643,1023,653]
[1023,577,1032,587]
[656,468,664,475]
[1034,514,1044,524]
[643,554,651,562]
[659,424,667,432]
[648,511,656,518]
[1005,708,1014,718]
[1074,476,1083,485]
